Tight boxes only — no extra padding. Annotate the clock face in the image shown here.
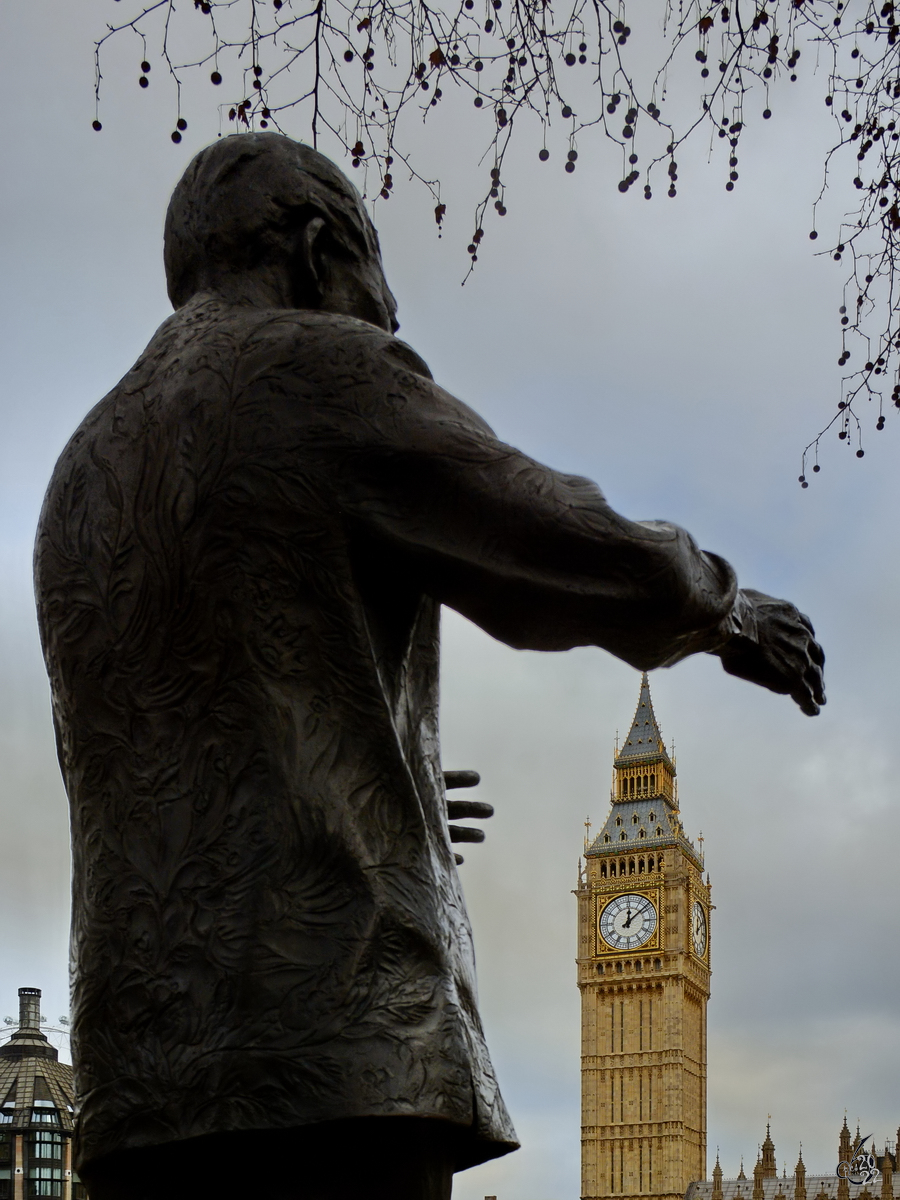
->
[691,901,708,956]
[599,893,658,950]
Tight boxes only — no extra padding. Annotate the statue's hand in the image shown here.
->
[443,770,494,863]
[717,588,826,717]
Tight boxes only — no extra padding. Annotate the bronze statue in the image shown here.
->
[34,134,825,1200]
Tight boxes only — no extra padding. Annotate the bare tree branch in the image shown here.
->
[91,0,900,476]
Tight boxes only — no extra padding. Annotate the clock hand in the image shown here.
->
[623,907,635,929]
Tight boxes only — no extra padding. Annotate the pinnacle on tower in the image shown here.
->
[587,671,699,855]
[839,1116,853,1164]
[614,672,673,768]
[762,1122,778,1178]
[794,1148,807,1200]
[838,1119,852,1200]
[713,1153,724,1200]
[753,1154,765,1200]
[881,1147,894,1200]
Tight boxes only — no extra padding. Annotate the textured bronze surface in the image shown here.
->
[33,133,824,1183]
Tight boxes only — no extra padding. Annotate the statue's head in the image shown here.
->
[164,133,397,331]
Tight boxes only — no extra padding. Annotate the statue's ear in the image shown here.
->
[290,215,328,309]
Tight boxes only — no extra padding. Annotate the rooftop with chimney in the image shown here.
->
[0,988,74,1131]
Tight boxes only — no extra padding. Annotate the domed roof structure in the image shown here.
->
[0,987,79,1200]
[0,988,74,1132]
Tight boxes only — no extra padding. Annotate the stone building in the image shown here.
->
[685,1119,898,1200]
[0,988,84,1200]
[576,674,711,1200]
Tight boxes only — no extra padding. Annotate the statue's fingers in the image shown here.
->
[444,770,481,789]
[791,674,821,716]
[447,800,494,820]
[448,825,487,844]
[807,660,826,707]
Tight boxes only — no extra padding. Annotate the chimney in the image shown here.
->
[18,988,41,1031]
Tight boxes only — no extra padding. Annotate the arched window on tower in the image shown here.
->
[639,828,646,839]
[656,826,663,836]
[620,832,627,841]
[638,857,645,873]
[650,774,656,793]
[628,858,635,874]
[601,863,607,877]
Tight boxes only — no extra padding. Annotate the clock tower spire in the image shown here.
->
[576,673,711,1200]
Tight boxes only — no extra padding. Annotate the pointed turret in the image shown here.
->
[586,672,702,863]
[881,1147,894,1200]
[739,1159,747,1181]
[794,1148,807,1200]
[615,672,673,765]
[712,1153,724,1200]
[762,1124,777,1178]
[838,1118,852,1200]
[753,1154,765,1200]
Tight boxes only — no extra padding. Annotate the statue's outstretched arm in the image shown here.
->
[340,339,824,715]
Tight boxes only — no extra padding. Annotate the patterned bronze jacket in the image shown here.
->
[34,296,737,1171]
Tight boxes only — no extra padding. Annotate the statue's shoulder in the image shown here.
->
[157,302,435,395]
[247,309,435,382]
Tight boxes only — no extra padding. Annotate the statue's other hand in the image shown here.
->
[443,769,493,863]
[717,588,826,717]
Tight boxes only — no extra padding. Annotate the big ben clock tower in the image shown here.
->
[576,673,711,1200]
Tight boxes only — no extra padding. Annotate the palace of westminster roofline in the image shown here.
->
[687,1120,900,1200]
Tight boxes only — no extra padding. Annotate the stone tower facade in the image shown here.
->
[577,674,711,1200]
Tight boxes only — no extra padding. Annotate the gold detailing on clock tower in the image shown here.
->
[577,673,711,1200]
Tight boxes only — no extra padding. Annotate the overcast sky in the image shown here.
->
[2,3,899,1199]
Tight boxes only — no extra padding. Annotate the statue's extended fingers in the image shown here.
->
[447,800,494,820]
[791,673,822,716]
[807,660,826,706]
[449,825,486,844]
[444,769,481,789]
